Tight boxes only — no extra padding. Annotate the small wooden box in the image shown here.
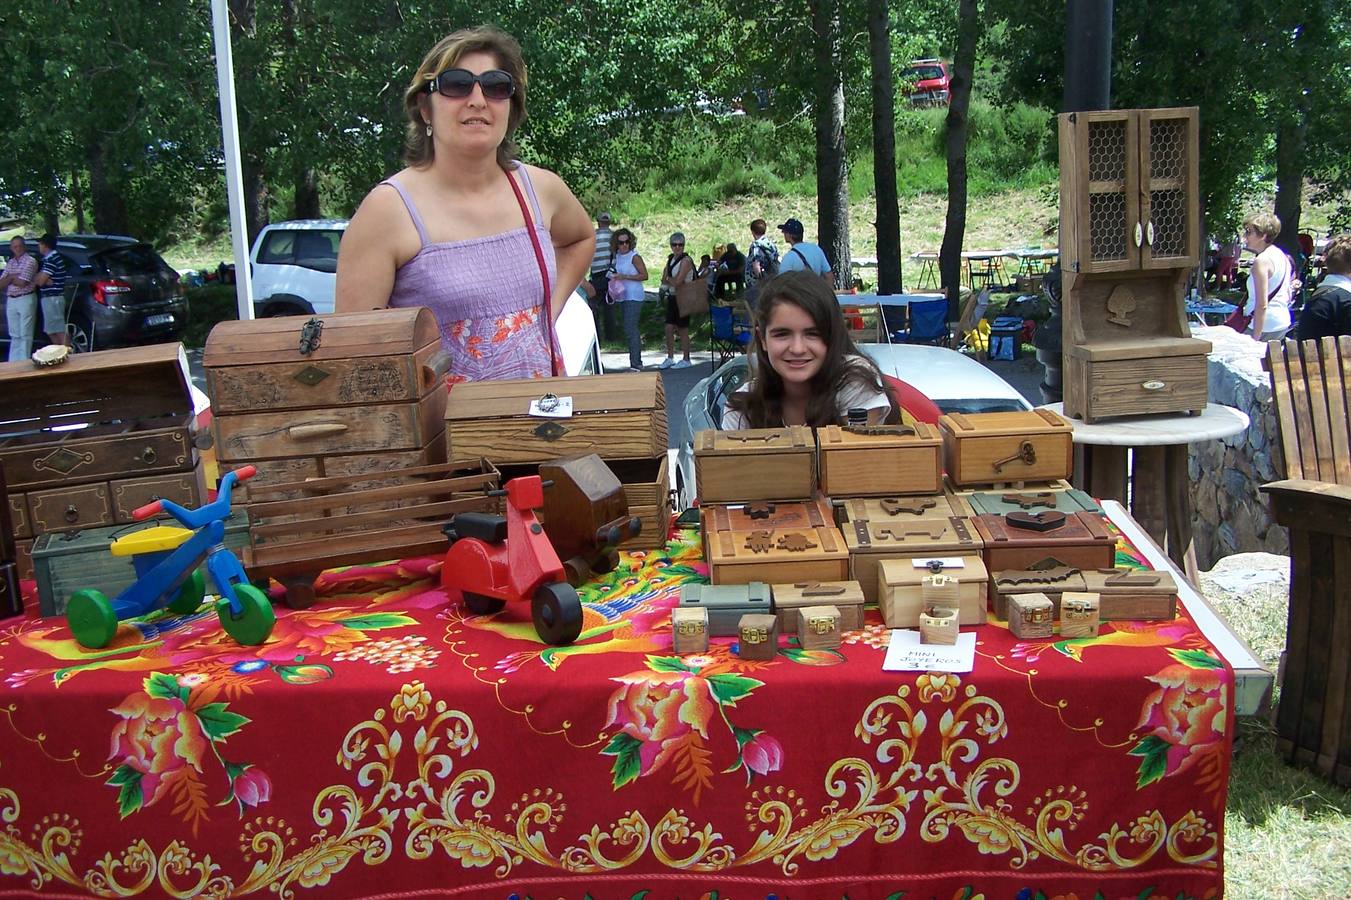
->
[679,582,774,635]
[844,516,984,604]
[966,488,1102,516]
[608,456,672,550]
[701,496,834,536]
[796,605,842,650]
[694,426,815,503]
[835,491,973,523]
[937,410,1074,486]
[991,565,1088,620]
[1008,593,1055,639]
[445,372,667,465]
[706,526,848,586]
[671,607,710,654]
[737,613,779,660]
[772,580,865,633]
[206,308,448,495]
[919,607,959,645]
[1080,568,1178,621]
[817,423,943,496]
[878,556,988,627]
[973,511,1116,589]
[1059,592,1101,637]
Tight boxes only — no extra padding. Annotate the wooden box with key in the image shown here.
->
[816,422,943,496]
[937,410,1074,487]
[0,344,206,578]
[877,556,988,628]
[205,308,449,498]
[771,580,865,633]
[694,426,815,503]
[843,516,984,604]
[973,511,1117,594]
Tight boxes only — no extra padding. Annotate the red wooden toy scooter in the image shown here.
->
[441,475,583,645]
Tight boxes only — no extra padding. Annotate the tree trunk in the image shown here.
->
[243,162,269,245]
[869,0,902,294]
[71,169,86,233]
[231,0,269,243]
[811,0,850,283]
[1273,114,1306,263]
[939,0,979,320]
[294,167,321,218]
[41,190,59,237]
[88,144,132,236]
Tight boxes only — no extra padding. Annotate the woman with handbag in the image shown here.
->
[658,232,696,369]
[610,228,649,371]
[1235,212,1296,341]
[335,26,593,381]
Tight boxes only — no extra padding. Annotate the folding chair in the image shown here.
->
[710,304,751,367]
[890,298,950,347]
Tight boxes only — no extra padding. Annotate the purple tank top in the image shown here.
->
[383,165,560,382]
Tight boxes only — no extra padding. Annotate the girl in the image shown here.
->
[723,271,893,429]
[609,228,649,371]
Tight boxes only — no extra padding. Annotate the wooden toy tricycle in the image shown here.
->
[66,466,276,649]
[539,454,642,586]
[442,474,583,645]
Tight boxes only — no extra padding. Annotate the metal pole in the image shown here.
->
[1063,0,1113,112]
[210,0,254,320]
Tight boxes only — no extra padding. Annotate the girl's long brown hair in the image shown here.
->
[727,271,890,428]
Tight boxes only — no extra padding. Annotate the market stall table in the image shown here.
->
[0,505,1238,899]
[907,250,940,289]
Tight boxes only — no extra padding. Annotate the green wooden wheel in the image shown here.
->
[167,570,207,615]
[217,584,275,646]
[68,589,118,649]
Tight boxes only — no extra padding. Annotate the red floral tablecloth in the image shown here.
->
[0,522,1231,899]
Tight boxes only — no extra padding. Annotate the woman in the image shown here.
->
[723,271,892,429]
[610,228,648,371]
[335,26,594,381]
[658,232,695,369]
[1240,212,1295,341]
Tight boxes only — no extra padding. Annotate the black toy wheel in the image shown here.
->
[532,582,582,645]
[463,592,505,615]
[593,549,621,575]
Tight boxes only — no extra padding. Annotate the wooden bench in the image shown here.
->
[1261,335,1351,786]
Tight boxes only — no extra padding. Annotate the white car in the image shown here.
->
[249,219,347,317]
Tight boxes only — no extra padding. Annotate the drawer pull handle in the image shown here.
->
[64,504,79,523]
[288,423,348,440]
[1134,222,1144,248]
[139,447,158,464]
[1142,380,1166,391]
[1146,221,1156,246]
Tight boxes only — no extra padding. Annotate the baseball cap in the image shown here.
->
[778,218,804,239]
[598,211,612,223]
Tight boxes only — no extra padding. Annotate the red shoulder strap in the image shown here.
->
[506,166,559,377]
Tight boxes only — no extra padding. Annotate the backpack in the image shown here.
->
[751,239,779,280]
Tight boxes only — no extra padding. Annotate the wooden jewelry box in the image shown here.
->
[445,372,667,465]
[878,556,988,627]
[816,423,943,496]
[972,511,1116,589]
[796,605,843,650]
[1080,567,1178,620]
[844,516,984,604]
[1,344,206,579]
[701,496,835,536]
[205,308,448,498]
[606,457,672,550]
[705,525,848,586]
[679,582,774,635]
[771,580,865,633]
[991,564,1088,620]
[937,410,1074,487]
[835,491,973,524]
[694,426,815,503]
[966,488,1102,517]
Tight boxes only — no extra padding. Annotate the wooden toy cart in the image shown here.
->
[241,459,499,608]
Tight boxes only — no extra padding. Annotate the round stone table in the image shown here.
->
[1038,403,1251,580]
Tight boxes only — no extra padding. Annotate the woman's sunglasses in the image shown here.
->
[428,68,516,101]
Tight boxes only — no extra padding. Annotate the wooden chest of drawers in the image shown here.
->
[816,423,943,496]
[937,409,1074,487]
[205,308,449,497]
[0,345,205,578]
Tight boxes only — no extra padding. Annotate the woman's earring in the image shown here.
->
[425,123,433,137]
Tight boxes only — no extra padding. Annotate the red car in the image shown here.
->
[904,59,951,107]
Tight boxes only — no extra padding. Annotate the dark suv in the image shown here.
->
[0,234,186,353]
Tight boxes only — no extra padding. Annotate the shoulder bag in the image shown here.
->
[506,167,560,377]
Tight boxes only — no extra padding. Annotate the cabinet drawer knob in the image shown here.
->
[1142,380,1167,391]
[1146,221,1156,246]
[139,446,158,464]
[287,423,349,440]
[1134,223,1144,248]
[64,504,80,523]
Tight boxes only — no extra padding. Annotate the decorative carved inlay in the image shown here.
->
[876,523,946,542]
[777,532,818,553]
[293,365,332,387]
[1000,492,1057,509]
[744,530,775,554]
[745,502,776,520]
[995,566,1080,587]
[796,582,845,596]
[842,424,916,437]
[33,447,94,475]
[880,497,937,517]
[1105,284,1136,327]
[1100,569,1163,586]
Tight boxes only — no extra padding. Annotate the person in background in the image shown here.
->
[610,227,648,371]
[335,25,593,381]
[589,211,618,341]
[716,242,746,300]
[0,236,39,362]
[777,218,833,287]
[723,271,892,429]
[745,218,779,309]
[32,233,68,348]
[658,232,695,369]
[1296,233,1351,340]
[1241,212,1295,341]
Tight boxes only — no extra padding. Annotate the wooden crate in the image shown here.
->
[938,409,1074,487]
[607,457,672,551]
[835,491,973,523]
[771,580,865,633]
[843,516,984,605]
[0,344,205,577]
[972,512,1117,596]
[694,426,815,503]
[242,459,499,608]
[706,525,847,586]
[205,308,449,496]
[1080,567,1178,620]
[817,423,943,496]
[445,372,667,464]
[878,556,988,627]
[966,487,1102,516]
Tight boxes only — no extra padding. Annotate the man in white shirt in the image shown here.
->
[588,212,617,341]
[777,218,833,287]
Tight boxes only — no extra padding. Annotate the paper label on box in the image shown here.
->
[528,396,573,418]
[882,630,976,673]
[910,557,966,569]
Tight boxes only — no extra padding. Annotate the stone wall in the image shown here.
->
[1187,328,1288,569]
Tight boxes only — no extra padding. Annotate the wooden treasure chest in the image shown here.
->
[966,488,1102,516]
[796,605,843,651]
[937,410,1074,487]
[705,524,848,586]
[991,564,1088,620]
[678,581,773,636]
[835,491,973,524]
[737,612,779,661]
[694,426,815,503]
[878,556,988,628]
[1,345,206,579]
[445,372,666,465]
[816,422,943,496]
[1059,592,1101,638]
[771,580,865,633]
[1008,592,1055,639]
[973,511,1116,590]
[844,516,984,604]
[1080,567,1178,621]
[205,308,449,497]
[671,606,710,654]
